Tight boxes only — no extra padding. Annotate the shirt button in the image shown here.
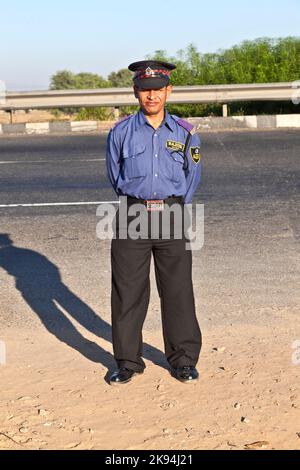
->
[154,134,157,137]
[153,192,157,196]
[155,154,158,158]
[155,174,158,177]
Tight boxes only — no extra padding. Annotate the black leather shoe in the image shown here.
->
[109,367,143,385]
[173,366,199,383]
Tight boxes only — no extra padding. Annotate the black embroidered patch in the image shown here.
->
[166,140,185,152]
[190,147,201,163]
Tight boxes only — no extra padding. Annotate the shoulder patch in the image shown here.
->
[190,146,201,164]
[174,116,196,135]
[113,115,131,129]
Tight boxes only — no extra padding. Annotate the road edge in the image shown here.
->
[0,114,300,136]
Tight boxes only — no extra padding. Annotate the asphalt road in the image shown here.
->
[0,130,299,210]
[0,130,299,331]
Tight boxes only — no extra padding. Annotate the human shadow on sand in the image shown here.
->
[0,234,168,379]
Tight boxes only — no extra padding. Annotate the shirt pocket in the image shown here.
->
[122,144,146,179]
[163,149,185,182]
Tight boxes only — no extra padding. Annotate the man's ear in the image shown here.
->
[133,85,140,99]
[166,84,173,99]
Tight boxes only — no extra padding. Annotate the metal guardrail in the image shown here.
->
[0,82,296,121]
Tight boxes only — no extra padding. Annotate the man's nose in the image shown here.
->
[147,90,156,99]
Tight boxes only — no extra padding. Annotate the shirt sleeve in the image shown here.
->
[183,132,202,204]
[106,128,121,196]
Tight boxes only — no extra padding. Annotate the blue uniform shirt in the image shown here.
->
[106,109,201,204]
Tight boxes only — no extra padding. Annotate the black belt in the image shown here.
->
[126,195,184,207]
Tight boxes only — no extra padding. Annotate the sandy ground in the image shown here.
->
[1,313,299,450]
[0,110,114,126]
[0,214,299,451]
[0,131,299,450]
[0,110,69,125]
[0,109,116,126]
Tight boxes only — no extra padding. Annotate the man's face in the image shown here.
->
[134,85,172,116]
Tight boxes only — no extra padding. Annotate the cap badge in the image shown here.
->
[145,67,154,76]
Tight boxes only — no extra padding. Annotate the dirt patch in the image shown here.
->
[0,320,299,450]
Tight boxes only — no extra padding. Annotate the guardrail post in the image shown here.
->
[8,109,14,124]
[222,104,228,117]
[114,107,120,121]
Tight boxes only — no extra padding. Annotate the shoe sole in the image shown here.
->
[109,371,143,386]
[176,377,199,384]
[110,378,133,385]
[170,370,199,383]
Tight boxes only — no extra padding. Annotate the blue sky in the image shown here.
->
[0,0,299,90]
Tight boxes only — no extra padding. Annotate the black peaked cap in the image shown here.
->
[128,60,176,89]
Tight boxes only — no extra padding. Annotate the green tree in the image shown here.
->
[148,38,300,116]
[50,70,110,89]
[74,72,110,89]
[108,69,132,87]
[50,70,111,117]
[50,70,76,90]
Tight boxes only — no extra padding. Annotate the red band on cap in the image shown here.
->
[134,69,171,79]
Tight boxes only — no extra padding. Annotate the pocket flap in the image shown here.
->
[123,144,145,158]
[166,148,184,163]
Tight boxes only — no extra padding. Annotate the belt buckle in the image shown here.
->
[146,199,164,211]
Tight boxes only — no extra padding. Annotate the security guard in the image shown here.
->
[106,60,202,384]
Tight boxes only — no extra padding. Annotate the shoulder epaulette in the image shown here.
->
[172,115,196,135]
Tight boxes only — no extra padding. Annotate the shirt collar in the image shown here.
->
[135,109,174,132]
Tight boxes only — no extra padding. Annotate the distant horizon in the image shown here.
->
[1,0,299,91]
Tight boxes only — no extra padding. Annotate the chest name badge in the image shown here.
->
[166,140,185,152]
[190,147,201,164]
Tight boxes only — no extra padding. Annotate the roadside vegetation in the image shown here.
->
[49,37,300,119]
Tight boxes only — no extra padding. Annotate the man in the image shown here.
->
[106,60,202,385]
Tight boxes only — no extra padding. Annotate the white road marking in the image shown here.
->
[0,159,105,164]
[0,201,120,208]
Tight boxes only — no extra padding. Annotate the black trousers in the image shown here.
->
[110,202,202,372]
